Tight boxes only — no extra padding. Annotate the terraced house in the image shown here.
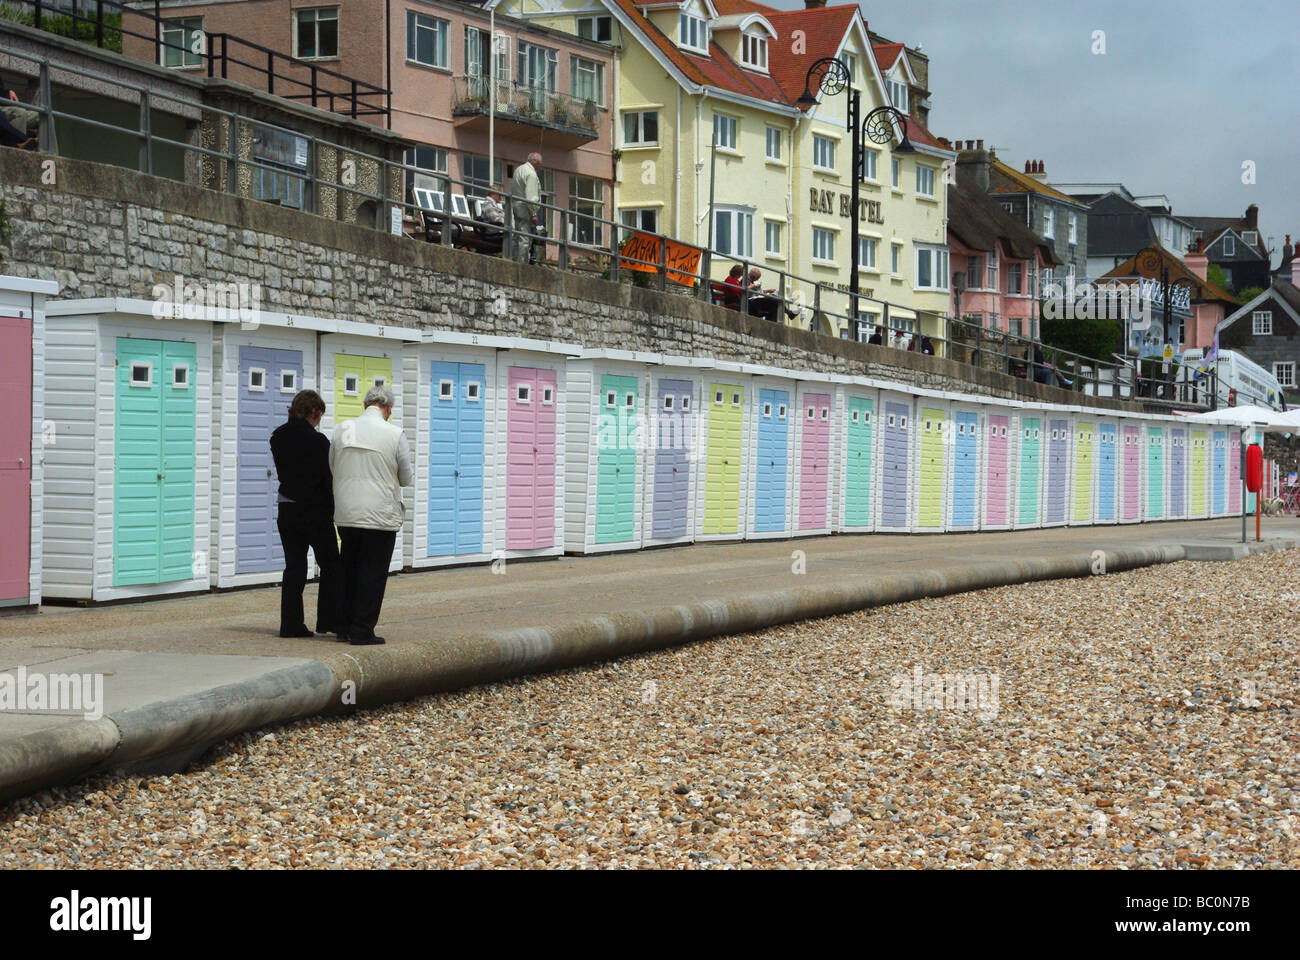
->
[486,0,954,342]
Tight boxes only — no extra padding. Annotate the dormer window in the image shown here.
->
[741,31,767,71]
[679,13,708,53]
[887,78,908,112]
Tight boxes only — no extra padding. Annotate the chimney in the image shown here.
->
[1245,203,1259,229]
[1024,160,1031,173]
[1184,241,1209,283]
[1028,159,1048,182]
[1283,234,1293,268]
[804,0,827,7]
[956,140,991,191]
[976,139,983,150]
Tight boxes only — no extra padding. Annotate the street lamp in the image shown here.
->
[797,58,913,338]
[1133,246,1203,401]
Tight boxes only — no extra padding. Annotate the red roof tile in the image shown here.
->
[872,42,903,71]
[764,7,859,104]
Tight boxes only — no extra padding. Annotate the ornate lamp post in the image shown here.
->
[797,59,913,338]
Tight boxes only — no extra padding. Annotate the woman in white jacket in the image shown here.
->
[330,385,413,645]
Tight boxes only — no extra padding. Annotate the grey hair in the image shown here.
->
[364,385,395,409]
[528,151,542,165]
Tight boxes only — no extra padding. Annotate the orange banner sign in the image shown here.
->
[620,232,702,287]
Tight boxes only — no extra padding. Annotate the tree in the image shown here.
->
[1040,313,1123,363]
[1236,286,1265,303]
[1207,262,1230,291]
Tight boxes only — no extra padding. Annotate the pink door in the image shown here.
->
[0,316,33,602]
[1122,426,1140,519]
[1228,432,1241,513]
[985,415,1009,525]
[797,393,830,530]
[506,366,557,550]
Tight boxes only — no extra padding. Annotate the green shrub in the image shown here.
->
[0,3,124,53]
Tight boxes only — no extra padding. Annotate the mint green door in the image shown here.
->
[1146,428,1164,518]
[1018,418,1042,525]
[114,338,197,586]
[844,397,874,527]
[595,374,638,543]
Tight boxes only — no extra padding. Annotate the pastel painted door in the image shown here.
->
[1169,428,1186,517]
[798,393,831,530]
[335,354,393,421]
[1097,424,1116,522]
[428,361,485,556]
[1190,430,1208,516]
[0,316,32,602]
[1212,430,1226,515]
[1073,422,1094,523]
[985,415,1009,526]
[843,397,874,528]
[753,389,790,533]
[595,374,638,544]
[1046,419,1069,524]
[1147,429,1165,519]
[950,410,979,529]
[1018,419,1042,525]
[237,347,304,574]
[651,379,693,539]
[917,406,945,529]
[114,338,197,586]
[880,401,910,529]
[1122,426,1141,521]
[703,383,744,535]
[506,366,557,550]
[1228,432,1241,514]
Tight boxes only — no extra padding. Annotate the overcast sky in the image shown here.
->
[768,0,1300,269]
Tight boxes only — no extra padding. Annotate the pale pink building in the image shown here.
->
[947,179,1060,340]
[125,0,615,234]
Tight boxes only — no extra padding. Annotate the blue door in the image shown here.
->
[951,410,978,528]
[1097,423,1117,521]
[1212,430,1226,514]
[238,346,304,575]
[754,388,789,532]
[428,361,485,556]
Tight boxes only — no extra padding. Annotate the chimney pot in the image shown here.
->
[1024,160,1031,173]
[977,139,983,150]
[804,0,827,7]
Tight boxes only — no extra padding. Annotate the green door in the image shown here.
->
[595,374,638,543]
[114,338,197,586]
[1018,418,1041,525]
[844,396,874,527]
[1147,428,1164,518]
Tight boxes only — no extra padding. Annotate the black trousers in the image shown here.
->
[338,526,398,641]
[0,112,28,147]
[277,501,341,635]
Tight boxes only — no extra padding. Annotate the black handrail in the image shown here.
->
[14,0,390,121]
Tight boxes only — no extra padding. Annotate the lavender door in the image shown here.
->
[651,378,694,539]
[1169,428,1186,517]
[1122,425,1140,520]
[506,366,557,550]
[1046,419,1069,523]
[798,393,831,530]
[238,347,304,574]
[880,401,909,528]
[1228,432,1241,514]
[985,414,1009,526]
[0,316,32,602]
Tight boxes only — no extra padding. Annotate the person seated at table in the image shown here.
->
[719,264,744,308]
[742,268,781,322]
[480,188,505,226]
[867,329,883,346]
[1,90,37,149]
[920,336,935,355]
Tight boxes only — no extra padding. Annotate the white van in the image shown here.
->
[1175,348,1285,409]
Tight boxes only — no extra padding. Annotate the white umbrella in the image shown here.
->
[1182,405,1294,433]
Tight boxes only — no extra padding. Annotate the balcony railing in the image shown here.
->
[451,75,601,138]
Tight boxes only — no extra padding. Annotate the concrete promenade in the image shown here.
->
[1,517,1296,801]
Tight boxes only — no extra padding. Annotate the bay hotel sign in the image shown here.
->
[810,188,885,225]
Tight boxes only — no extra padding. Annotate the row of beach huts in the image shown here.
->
[0,276,1279,608]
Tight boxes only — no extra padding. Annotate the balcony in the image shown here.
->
[451,76,601,150]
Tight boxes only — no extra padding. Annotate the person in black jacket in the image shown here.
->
[270,390,340,638]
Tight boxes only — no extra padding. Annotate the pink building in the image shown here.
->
[947,179,1060,339]
[124,0,615,234]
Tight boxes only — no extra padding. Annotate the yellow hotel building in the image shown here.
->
[486,0,954,341]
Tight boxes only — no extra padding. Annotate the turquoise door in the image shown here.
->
[114,338,197,586]
[844,397,873,527]
[595,374,638,543]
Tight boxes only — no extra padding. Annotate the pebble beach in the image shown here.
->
[3,551,1297,869]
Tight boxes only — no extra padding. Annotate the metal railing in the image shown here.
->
[4,0,389,120]
[451,75,602,135]
[2,38,1218,409]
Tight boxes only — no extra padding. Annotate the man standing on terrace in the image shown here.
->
[509,152,543,264]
